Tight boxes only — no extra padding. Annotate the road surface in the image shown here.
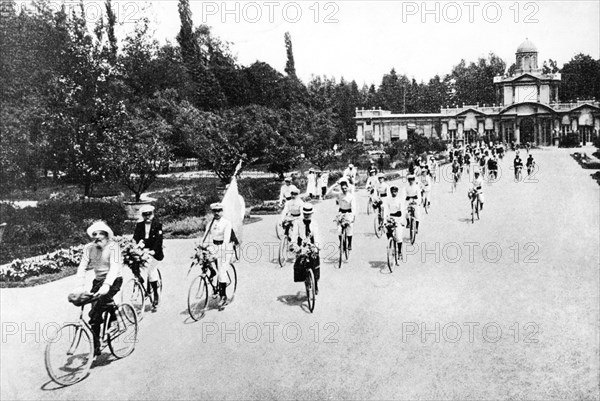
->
[1,146,598,400]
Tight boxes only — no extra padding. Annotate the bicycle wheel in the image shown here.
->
[423,198,429,214]
[410,219,417,245]
[233,242,240,262]
[343,230,349,261]
[305,269,316,313]
[374,215,383,238]
[278,236,289,268]
[471,203,475,224]
[367,198,372,215]
[187,275,209,321]
[387,237,396,273]
[147,269,163,306]
[121,279,145,320]
[476,200,480,220]
[224,263,238,302]
[275,222,281,240]
[108,303,138,358]
[45,323,93,386]
[337,231,344,269]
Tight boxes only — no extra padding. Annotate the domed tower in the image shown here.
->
[515,38,539,74]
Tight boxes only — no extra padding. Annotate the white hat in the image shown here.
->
[284,177,292,182]
[86,221,114,239]
[302,204,314,214]
[407,174,416,180]
[377,173,384,178]
[348,164,354,168]
[289,185,300,194]
[210,202,224,210]
[139,204,155,215]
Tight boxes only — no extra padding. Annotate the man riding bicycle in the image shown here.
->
[514,153,524,179]
[526,154,535,175]
[335,179,356,250]
[384,185,405,257]
[419,168,432,208]
[74,221,123,357]
[132,204,163,310]
[296,204,321,294]
[451,159,461,184]
[205,202,235,307]
[487,155,499,181]
[280,186,303,251]
[404,175,421,234]
[278,176,294,206]
[373,173,389,215]
[469,170,485,211]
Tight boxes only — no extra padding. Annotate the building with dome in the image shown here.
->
[355,39,600,146]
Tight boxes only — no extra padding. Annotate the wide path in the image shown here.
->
[1,147,599,400]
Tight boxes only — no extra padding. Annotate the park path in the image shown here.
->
[1,146,598,400]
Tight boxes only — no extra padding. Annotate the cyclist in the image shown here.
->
[451,159,461,185]
[479,151,488,177]
[404,174,421,234]
[373,173,389,215]
[343,163,357,183]
[366,169,378,211]
[280,186,303,250]
[74,221,123,357]
[526,154,535,175]
[428,156,439,180]
[296,204,321,294]
[419,168,432,208]
[487,155,499,181]
[469,169,485,211]
[463,152,471,174]
[278,176,294,206]
[132,205,164,310]
[335,179,356,251]
[205,203,234,307]
[514,153,524,180]
[384,185,404,257]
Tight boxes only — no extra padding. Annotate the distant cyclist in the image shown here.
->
[469,169,485,211]
[384,185,404,257]
[526,154,536,175]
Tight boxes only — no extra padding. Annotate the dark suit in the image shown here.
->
[133,220,164,261]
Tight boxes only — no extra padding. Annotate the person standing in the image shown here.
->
[378,154,385,173]
[307,169,317,199]
[133,205,164,310]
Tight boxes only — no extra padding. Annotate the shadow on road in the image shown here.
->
[277,293,313,314]
[368,261,388,272]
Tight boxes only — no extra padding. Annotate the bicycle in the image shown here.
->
[278,219,296,267]
[366,189,374,215]
[294,241,318,313]
[385,219,402,272]
[335,214,351,268]
[527,164,535,176]
[187,244,238,321]
[421,190,430,214]
[373,201,384,238]
[488,169,498,182]
[120,269,163,320]
[45,295,138,386]
[452,172,460,192]
[514,166,523,181]
[406,201,418,245]
[470,190,481,223]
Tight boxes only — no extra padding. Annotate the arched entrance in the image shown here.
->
[520,117,535,144]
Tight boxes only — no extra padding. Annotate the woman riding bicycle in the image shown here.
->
[384,185,405,256]
[73,221,123,357]
[404,175,421,233]
[469,169,485,211]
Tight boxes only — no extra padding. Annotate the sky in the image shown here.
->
[43,0,600,87]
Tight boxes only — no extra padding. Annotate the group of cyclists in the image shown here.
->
[67,141,538,364]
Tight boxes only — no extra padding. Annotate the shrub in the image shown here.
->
[559,133,582,148]
[0,199,127,264]
[164,216,208,236]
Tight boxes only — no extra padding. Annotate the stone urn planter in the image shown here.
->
[123,200,153,220]
[0,223,6,243]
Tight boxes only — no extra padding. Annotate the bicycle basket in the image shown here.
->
[68,292,95,307]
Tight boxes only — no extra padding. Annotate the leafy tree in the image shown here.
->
[560,54,600,102]
[107,109,171,201]
[284,32,297,79]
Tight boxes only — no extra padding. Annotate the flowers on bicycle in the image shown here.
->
[335,214,352,227]
[122,239,151,276]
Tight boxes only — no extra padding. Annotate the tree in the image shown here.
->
[560,54,600,102]
[450,53,506,106]
[107,109,171,201]
[284,32,297,79]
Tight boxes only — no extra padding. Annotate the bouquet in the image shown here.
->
[122,239,151,277]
